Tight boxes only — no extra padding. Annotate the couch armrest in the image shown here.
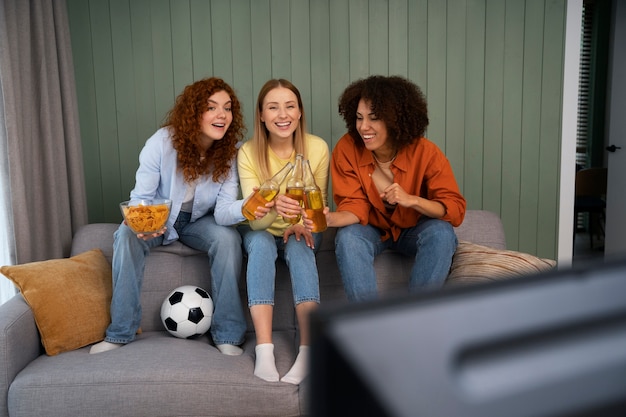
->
[0,295,41,417]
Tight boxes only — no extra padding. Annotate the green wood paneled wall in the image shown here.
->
[66,0,566,259]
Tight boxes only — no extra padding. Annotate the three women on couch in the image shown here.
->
[95,74,464,387]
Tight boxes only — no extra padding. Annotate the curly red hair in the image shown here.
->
[338,75,429,151]
[163,77,246,182]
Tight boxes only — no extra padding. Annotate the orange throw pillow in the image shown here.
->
[1,249,112,355]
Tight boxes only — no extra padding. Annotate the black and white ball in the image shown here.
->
[160,285,213,339]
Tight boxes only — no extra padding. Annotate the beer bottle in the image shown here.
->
[285,154,305,224]
[303,159,327,232]
[242,161,293,221]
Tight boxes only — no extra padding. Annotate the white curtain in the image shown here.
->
[0,60,17,305]
[0,0,88,305]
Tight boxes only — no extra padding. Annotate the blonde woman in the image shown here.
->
[238,79,329,384]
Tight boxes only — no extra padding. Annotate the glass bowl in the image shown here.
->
[120,199,172,234]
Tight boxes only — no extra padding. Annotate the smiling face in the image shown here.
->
[260,86,302,141]
[356,98,393,154]
[199,90,232,145]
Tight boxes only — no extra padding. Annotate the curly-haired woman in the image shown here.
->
[90,77,248,355]
[325,75,466,302]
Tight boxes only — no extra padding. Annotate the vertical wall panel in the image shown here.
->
[519,0,545,254]
[407,0,428,89]
[150,1,176,125]
[388,0,409,76]
[501,0,525,249]
[309,0,332,143]
[483,0,505,216]
[89,0,123,223]
[68,0,102,222]
[537,0,566,256]
[170,1,194,92]
[290,1,313,121]
[250,0,273,122]
[66,0,567,259]
[426,1,447,148]
[463,0,486,210]
[348,0,370,80]
[369,0,389,75]
[110,0,139,200]
[445,0,468,191]
[270,0,292,78]
[130,0,158,143]
[190,1,214,80]
[230,0,254,131]
[209,0,234,83]
[329,0,351,149]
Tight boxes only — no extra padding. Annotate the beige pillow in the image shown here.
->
[448,241,557,286]
[1,249,112,356]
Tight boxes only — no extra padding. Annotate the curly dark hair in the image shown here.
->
[163,77,246,183]
[338,75,429,151]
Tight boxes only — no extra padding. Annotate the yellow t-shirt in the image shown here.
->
[238,134,329,236]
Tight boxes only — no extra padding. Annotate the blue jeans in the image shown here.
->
[238,225,322,307]
[106,212,246,346]
[335,217,458,302]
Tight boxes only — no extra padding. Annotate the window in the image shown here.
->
[0,64,16,305]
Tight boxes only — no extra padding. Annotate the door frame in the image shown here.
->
[557,0,583,267]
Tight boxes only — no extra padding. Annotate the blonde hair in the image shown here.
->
[251,79,307,180]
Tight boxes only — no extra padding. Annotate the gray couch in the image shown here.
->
[0,210,506,417]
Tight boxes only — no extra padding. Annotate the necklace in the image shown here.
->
[372,151,397,165]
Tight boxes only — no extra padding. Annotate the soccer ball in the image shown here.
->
[160,285,213,339]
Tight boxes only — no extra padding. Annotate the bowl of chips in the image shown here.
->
[120,199,172,234]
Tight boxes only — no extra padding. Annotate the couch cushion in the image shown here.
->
[447,241,557,286]
[8,331,302,417]
[0,249,112,356]
[453,210,506,249]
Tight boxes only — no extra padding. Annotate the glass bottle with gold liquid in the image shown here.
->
[303,159,327,232]
[242,161,293,221]
[285,154,305,224]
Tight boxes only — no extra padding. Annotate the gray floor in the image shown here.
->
[572,230,604,265]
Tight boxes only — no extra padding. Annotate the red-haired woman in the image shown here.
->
[90,78,247,356]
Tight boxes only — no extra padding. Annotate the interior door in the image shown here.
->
[603,0,626,258]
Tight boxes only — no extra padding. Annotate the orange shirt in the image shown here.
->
[331,133,466,242]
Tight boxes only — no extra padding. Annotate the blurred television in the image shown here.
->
[310,259,626,417]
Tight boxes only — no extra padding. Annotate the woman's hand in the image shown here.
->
[137,226,167,241]
[245,187,274,220]
[301,210,314,233]
[283,224,315,249]
[380,183,413,207]
[381,183,446,218]
[275,194,304,222]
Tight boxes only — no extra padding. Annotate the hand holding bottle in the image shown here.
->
[283,154,305,224]
[275,193,305,223]
[302,159,327,232]
[242,186,274,220]
[242,161,293,221]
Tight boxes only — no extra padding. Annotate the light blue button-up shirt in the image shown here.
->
[129,127,245,244]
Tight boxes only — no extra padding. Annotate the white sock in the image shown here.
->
[89,341,122,354]
[216,344,243,356]
[281,345,309,385]
[254,343,279,382]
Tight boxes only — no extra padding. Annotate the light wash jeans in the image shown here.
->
[238,225,322,307]
[106,211,246,346]
[335,217,457,302]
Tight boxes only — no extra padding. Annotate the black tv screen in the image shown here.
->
[310,259,626,417]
